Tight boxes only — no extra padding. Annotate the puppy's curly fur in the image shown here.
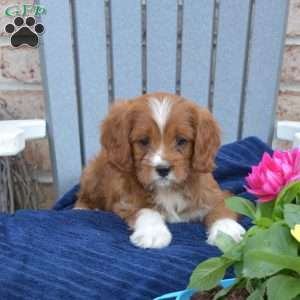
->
[75,93,245,248]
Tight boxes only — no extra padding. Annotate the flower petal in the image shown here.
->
[265,170,283,190]
[257,195,275,202]
[262,182,277,194]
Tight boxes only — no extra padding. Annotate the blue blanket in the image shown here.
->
[0,137,272,300]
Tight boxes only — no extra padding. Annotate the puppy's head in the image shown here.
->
[101,93,220,190]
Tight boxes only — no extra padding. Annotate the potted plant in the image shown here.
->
[156,149,300,300]
[190,149,300,299]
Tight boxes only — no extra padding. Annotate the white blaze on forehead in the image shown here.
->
[148,97,173,133]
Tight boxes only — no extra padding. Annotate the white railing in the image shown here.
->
[277,121,300,148]
[0,119,46,156]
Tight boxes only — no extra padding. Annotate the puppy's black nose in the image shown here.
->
[156,166,170,177]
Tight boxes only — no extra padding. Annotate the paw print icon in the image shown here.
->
[5,16,44,48]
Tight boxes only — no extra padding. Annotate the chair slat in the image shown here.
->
[242,0,289,143]
[40,1,289,196]
[39,0,82,196]
[73,1,108,164]
[147,0,177,93]
[111,0,142,99]
[181,0,215,107]
[213,0,251,144]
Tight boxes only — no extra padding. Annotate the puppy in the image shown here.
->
[75,93,245,248]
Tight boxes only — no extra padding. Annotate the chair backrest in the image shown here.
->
[40,0,289,197]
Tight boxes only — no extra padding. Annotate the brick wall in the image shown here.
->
[276,0,300,149]
[0,1,299,207]
[279,0,300,116]
[0,0,54,207]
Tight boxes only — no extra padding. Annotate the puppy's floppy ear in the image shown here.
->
[101,101,133,172]
[190,104,221,173]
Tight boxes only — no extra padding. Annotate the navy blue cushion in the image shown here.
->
[0,137,272,299]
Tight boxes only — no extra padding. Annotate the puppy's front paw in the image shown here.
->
[130,224,172,249]
[207,218,245,246]
[130,209,172,249]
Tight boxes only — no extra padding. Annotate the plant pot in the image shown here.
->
[154,278,236,300]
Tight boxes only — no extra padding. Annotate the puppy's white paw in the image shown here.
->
[207,218,245,246]
[130,224,172,249]
[130,208,172,249]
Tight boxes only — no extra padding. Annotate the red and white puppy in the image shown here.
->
[75,93,245,248]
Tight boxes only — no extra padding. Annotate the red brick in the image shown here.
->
[0,90,44,119]
[0,89,52,173]
[281,46,300,84]
[277,91,300,121]
[24,138,52,172]
[287,0,300,36]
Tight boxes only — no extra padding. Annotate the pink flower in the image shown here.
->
[245,149,300,202]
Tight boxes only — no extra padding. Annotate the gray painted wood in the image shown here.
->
[181,0,215,107]
[73,1,108,164]
[40,1,288,197]
[111,0,142,99]
[147,0,177,93]
[39,0,82,196]
[242,0,289,143]
[213,0,251,144]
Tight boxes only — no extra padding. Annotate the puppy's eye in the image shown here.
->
[176,137,188,147]
[138,137,150,147]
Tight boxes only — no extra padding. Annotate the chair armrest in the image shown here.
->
[0,119,46,156]
[0,119,46,141]
[0,128,25,156]
[276,121,300,148]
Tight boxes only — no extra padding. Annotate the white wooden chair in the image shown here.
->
[0,120,46,212]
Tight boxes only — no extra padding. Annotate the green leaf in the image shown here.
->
[223,241,244,261]
[273,181,300,218]
[242,223,298,278]
[256,201,275,219]
[253,217,273,228]
[243,250,282,278]
[245,250,300,276]
[215,231,238,253]
[245,225,260,237]
[243,223,297,256]
[284,203,300,228]
[267,275,300,300]
[222,235,247,262]
[234,261,243,277]
[246,282,266,300]
[268,223,298,255]
[188,257,232,291]
[246,289,264,300]
[225,196,256,219]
